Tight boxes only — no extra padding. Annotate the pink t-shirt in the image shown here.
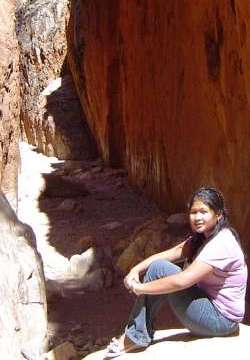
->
[196,228,248,322]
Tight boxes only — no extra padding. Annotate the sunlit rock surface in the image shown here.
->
[0,0,20,208]
[0,192,48,359]
[83,324,250,360]
[67,1,250,257]
[16,0,97,160]
[0,3,48,357]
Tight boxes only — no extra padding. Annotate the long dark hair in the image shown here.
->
[185,186,243,262]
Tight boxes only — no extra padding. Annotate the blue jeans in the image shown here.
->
[125,260,239,347]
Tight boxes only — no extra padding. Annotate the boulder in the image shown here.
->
[70,248,96,278]
[69,247,113,290]
[0,192,48,359]
[46,246,113,299]
[116,216,186,275]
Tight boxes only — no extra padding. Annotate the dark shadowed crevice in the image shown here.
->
[44,73,98,160]
[204,9,224,81]
[230,0,236,17]
[106,56,126,168]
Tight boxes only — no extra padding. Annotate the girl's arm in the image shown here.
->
[131,260,213,295]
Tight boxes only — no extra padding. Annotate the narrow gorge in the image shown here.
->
[0,0,250,359]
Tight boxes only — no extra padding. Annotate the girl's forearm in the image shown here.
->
[132,274,185,295]
[132,260,213,296]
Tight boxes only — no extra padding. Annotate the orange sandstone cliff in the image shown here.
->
[67,0,250,251]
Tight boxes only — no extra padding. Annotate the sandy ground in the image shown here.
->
[17,141,174,357]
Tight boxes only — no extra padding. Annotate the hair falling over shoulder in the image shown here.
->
[185,186,246,262]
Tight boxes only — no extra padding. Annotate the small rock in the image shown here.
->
[83,268,105,291]
[90,166,103,174]
[90,158,104,167]
[70,324,82,332]
[113,239,129,255]
[81,340,93,351]
[73,335,84,347]
[77,235,94,251]
[115,179,125,189]
[101,221,122,230]
[92,344,102,351]
[39,341,79,360]
[103,268,113,288]
[108,169,127,177]
[72,168,83,175]
[57,199,77,212]
[95,337,109,346]
[79,350,89,357]
[77,171,92,180]
[70,248,96,278]
[62,160,87,171]
[42,174,89,198]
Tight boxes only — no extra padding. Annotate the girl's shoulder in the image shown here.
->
[197,228,245,268]
[214,227,235,241]
[210,227,242,255]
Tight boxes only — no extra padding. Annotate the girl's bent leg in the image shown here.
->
[125,260,181,347]
[168,286,239,337]
[125,259,238,344]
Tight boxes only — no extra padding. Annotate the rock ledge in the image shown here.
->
[84,324,249,360]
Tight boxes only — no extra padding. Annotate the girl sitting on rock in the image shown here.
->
[105,186,248,358]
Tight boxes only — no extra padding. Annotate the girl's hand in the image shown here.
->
[130,279,144,296]
[124,271,140,290]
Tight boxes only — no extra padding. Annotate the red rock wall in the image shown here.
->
[17,0,97,160]
[0,0,20,208]
[67,1,250,249]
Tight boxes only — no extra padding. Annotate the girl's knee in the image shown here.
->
[145,259,181,282]
[149,259,181,273]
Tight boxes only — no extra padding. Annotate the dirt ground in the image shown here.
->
[18,142,181,357]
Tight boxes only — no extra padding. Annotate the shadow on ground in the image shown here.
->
[37,158,166,356]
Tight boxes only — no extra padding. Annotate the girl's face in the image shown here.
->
[189,199,221,238]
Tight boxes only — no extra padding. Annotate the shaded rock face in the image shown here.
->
[116,214,189,275]
[41,74,98,159]
[67,1,250,252]
[0,0,20,208]
[0,192,48,359]
[16,0,97,160]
